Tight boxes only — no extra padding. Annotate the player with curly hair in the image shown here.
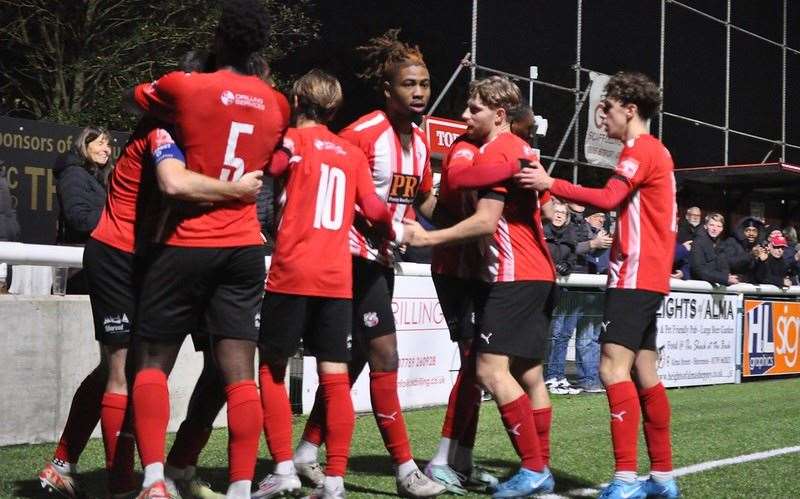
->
[290,29,445,498]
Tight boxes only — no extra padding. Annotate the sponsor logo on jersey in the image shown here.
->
[313,139,347,156]
[103,313,130,334]
[220,90,235,106]
[451,148,475,161]
[617,157,640,179]
[388,173,420,204]
[220,90,265,110]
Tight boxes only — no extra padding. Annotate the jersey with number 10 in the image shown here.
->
[267,126,378,299]
[133,69,289,247]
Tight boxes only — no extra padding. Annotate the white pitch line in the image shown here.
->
[540,445,800,499]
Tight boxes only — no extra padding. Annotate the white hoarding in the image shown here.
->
[656,292,740,387]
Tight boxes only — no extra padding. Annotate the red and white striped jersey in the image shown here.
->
[431,135,480,279]
[474,132,554,283]
[607,134,676,295]
[339,111,432,267]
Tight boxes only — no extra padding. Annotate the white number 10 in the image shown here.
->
[313,163,345,230]
[220,121,254,181]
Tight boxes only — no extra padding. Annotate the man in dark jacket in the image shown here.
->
[727,217,765,282]
[677,206,702,243]
[690,213,739,285]
[754,234,793,287]
[0,162,20,293]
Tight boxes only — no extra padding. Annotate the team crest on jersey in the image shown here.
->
[220,90,235,106]
[617,157,640,179]
[388,174,420,204]
[363,312,379,328]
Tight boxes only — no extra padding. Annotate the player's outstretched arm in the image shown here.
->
[405,195,503,247]
[156,159,263,203]
[514,167,631,211]
[447,159,527,190]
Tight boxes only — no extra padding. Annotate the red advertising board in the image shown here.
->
[742,299,800,377]
[424,116,467,158]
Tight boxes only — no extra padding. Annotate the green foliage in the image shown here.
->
[1,378,799,497]
[0,0,319,130]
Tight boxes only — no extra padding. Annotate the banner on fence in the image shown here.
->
[743,299,800,377]
[302,273,459,413]
[656,292,739,387]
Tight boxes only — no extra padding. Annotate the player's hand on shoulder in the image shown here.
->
[513,164,553,191]
[235,170,264,203]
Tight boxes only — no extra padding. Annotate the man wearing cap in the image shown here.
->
[754,234,794,287]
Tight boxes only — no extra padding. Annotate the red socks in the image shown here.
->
[100,393,136,493]
[640,383,673,472]
[532,407,552,467]
[301,388,326,446]
[369,371,412,465]
[498,395,544,472]
[441,368,482,446]
[167,420,213,469]
[54,367,105,463]
[227,381,262,482]
[320,373,354,477]
[606,381,641,472]
[258,365,294,464]
[132,368,170,467]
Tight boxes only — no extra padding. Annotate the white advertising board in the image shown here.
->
[656,292,740,387]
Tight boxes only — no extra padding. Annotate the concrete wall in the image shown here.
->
[0,295,224,446]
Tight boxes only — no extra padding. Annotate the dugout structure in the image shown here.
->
[430,1,800,184]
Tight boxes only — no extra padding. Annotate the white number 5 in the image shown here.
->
[220,121,254,181]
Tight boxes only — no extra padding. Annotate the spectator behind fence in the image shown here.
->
[672,240,692,280]
[690,212,739,285]
[562,204,610,393]
[544,203,583,394]
[54,125,112,293]
[677,206,702,243]
[729,217,765,282]
[754,234,794,287]
[0,161,21,293]
[782,226,798,264]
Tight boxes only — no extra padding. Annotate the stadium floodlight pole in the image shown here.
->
[425,52,470,119]
[547,80,593,175]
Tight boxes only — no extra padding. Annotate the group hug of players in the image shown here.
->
[37,2,681,499]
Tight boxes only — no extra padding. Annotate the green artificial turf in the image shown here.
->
[2,378,798,498]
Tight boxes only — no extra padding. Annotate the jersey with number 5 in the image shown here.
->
[267,126,378,298]
[133,69,289,247]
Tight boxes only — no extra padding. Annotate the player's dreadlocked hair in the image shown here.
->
[356,28,427,88]
[604,71,662,120]
[217,0,271,57]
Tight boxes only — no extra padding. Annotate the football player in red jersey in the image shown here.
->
[38,52,262,499]
[291,31,445,498]
[515,71,680,499]
[126,1,289,498]
[424,103,549,494]
[253,69,398,499]
[405,76,556,498]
